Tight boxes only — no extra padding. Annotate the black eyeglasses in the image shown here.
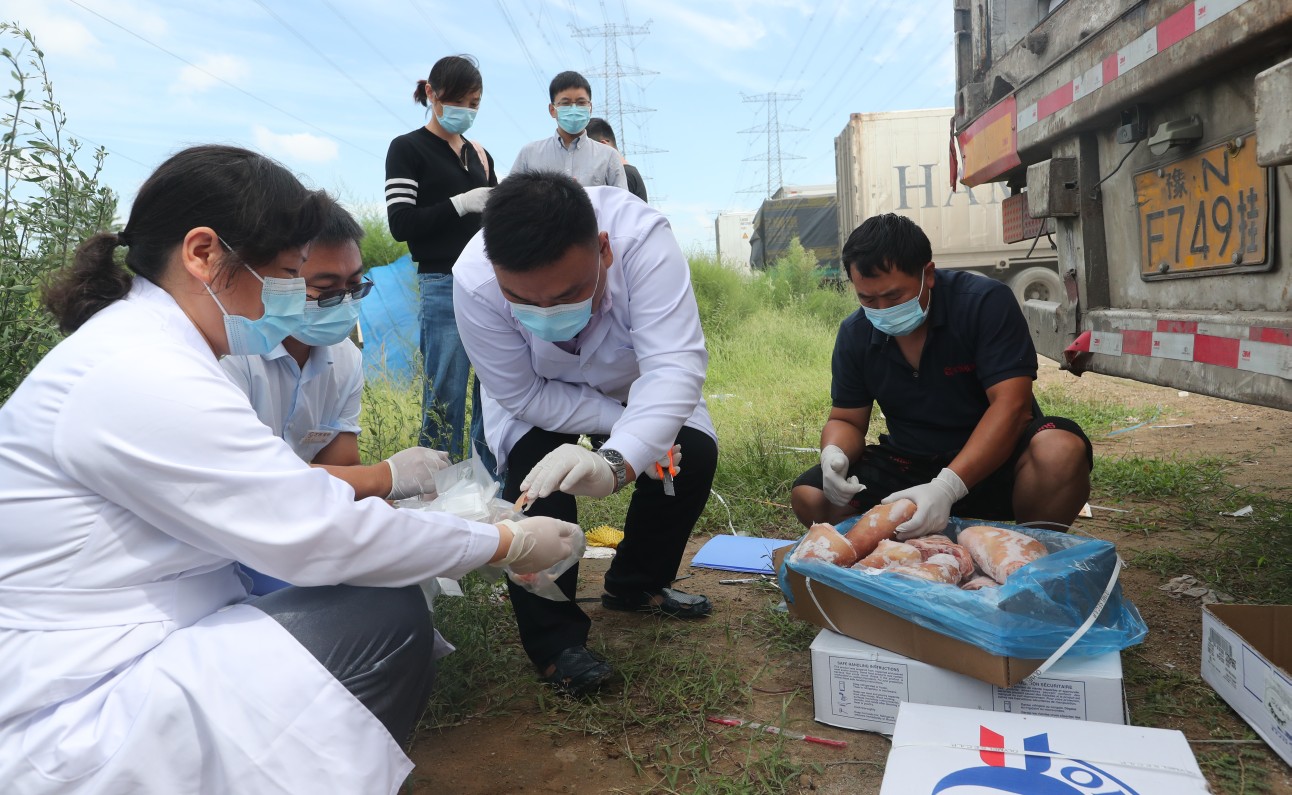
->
[314,279,373,308]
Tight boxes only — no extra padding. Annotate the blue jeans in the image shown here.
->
[418,272,495,471]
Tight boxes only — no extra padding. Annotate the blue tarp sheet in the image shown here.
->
[358,255,419,383]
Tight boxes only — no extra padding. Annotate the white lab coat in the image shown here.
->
[0,279,500,793]
[453,186,715,476]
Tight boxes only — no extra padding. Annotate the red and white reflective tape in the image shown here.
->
[1066,322,1292,379]
[1016,0,1249,133]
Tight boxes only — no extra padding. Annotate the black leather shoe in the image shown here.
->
[601,587,713,619]
[539,646,612,698]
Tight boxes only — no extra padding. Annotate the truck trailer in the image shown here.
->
[835,108,1063,303]
[953,0,1291,410]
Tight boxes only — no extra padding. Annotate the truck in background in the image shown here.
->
[835,108,1063,304]
[953,0,1291,410]
[715,211,755,273]
[748,184,841,276]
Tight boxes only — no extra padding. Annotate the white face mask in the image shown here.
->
[507,260,601,343]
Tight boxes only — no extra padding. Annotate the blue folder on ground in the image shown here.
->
[690,535,796,574]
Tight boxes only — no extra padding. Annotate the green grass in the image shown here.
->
[1092,454,1231,500]
[1033,383,1162,436]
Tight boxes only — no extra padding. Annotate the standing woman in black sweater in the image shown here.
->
[385,55,497,471]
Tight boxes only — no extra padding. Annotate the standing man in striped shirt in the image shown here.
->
[386,55,497,471]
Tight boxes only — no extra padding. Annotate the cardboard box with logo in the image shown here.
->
[879,703,1210,795]
[811,629,1126,733]
[1201,603,1292,767]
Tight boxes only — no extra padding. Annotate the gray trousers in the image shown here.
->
[251,584,436,744]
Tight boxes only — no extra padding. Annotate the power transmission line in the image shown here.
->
[316,0,408,87]
[495,0,548,90]
[63,0,381,160]
[249,0,406,127]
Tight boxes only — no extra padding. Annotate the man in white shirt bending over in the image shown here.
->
[454,171,718,697]
[223,203,450,593]
[511,70,628,190]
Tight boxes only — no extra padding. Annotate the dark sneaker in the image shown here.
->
[539,646,613,698]
[601,587,713,619]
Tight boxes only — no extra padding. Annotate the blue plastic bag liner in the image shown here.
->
[777,516,1147,659]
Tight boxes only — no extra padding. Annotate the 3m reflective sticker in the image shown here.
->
[1151,332,1194,361]
[1238,340,1292,378]
[1089,331,1123,356]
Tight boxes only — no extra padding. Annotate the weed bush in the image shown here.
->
[355,205,408,270]
[0,24,117,402]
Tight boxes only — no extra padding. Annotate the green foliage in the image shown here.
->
[1092,454,1229,500]
[0,24,117,402]
[1033,384,1160,436]
[355,205,408,270]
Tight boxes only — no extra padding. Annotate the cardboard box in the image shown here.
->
[1201,603,1292,767]
[811,629,1125,733]
[880,703,1210,795]
[774,546,1045,687]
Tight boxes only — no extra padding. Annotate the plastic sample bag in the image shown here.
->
[397,454,584,602]
[777,516,1147,659]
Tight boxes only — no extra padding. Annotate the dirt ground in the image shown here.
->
[409,360,1292,794]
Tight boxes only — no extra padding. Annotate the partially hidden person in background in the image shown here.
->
[586,117,647,203]
[511,70,628,190]
[222,202,452,595]
[0,144,577,793]
[791,213,1092,538]
[455,172,717,697]
[385,54,497,472]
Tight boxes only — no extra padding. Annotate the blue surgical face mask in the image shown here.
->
[556,104,591,135]
[437,102,476,135]
[293,294,361,347]
[509,260,601,343]
[862,274,930,337]
[205,256,307,356]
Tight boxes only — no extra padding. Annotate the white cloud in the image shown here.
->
[252,125,339,163]
[14,6,107,64]
[171,53,250,94]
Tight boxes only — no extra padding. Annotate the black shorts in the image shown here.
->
[792,416,1093,522]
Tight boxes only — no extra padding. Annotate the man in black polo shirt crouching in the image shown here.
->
[791,213,1092,537]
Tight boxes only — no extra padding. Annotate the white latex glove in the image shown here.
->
[820,444,866,506]
[884,467,968,540]
[385,446,452,500]
[518,443,617,501]
[497,517,580,574]
[449,186,491,216]
[644,444,683,479]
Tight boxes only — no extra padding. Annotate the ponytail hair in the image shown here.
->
[414,54,481,107]
[41,144,327,333]
[43,232,133,334]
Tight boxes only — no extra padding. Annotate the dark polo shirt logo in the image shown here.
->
[944,363,977,377]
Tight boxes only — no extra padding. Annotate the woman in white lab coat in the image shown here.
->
[0,144,577,794]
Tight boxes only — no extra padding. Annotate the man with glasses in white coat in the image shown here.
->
[223,204,451,592]
[511,70,628,190]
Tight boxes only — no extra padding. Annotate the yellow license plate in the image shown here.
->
[1135,138,1269,276]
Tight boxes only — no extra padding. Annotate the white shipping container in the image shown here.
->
[835,109,1059,298]
[714,211,755,273]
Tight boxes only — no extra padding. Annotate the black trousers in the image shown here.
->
[251,584,435,745]
[502,425,718,668]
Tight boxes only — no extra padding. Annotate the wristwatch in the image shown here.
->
[598,448,628,491]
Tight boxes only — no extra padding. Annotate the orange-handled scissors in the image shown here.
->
[655,447,677,496]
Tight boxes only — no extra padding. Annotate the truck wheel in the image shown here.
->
[1010,267,1064,304]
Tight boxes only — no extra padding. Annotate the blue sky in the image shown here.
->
[7,0,954,256]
